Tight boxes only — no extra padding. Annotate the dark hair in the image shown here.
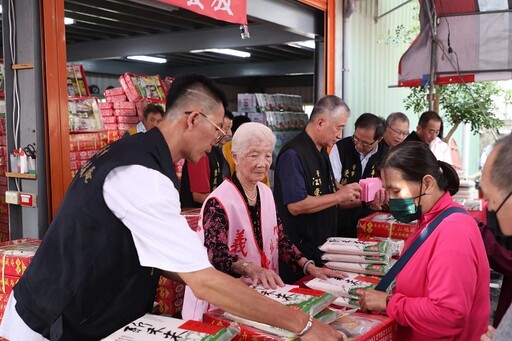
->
[143,103,164,119]
[380,141,459,195]
[224,108,235,121]
[232,115,251,134]
[491,134,512,192]
[165,74,227,115]
[418,111,442,128]
[309,95,350,122]
[386,112,409,127]
[355,113,386,140]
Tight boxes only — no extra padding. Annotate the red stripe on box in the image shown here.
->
[179,320,223,335]
[289,287,325,297]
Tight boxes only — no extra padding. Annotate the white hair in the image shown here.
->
[231,122,276,155]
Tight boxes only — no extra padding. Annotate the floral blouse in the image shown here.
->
[203,175,302,278]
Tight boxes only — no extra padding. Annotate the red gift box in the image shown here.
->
[103,87,125,97]
[0,274,20,295]
[358,213,416,241]
[0,238,40,277]
[69,132,108,152]
[153,296,184,315]
[155,276,185,300]
[106,94,128,103]
[116,116,139,124]
[203,309,280,341]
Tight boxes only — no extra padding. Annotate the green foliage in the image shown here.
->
[404,82,506,136]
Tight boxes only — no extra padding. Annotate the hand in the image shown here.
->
[308,265,348,280]
[336,183,362,204]
[358,289,389,312]
[480,326,496,341]
[301,319,345,341]
[368,189,388,211]
[244,263,285,289]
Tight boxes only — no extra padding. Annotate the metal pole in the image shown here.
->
[425,0,438,111]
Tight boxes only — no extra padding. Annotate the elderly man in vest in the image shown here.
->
[274,95,362,283]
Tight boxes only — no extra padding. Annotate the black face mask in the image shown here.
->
[486,190,512,235]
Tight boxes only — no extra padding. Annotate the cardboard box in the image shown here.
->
[0,238,40,277]
[358,213,416,241]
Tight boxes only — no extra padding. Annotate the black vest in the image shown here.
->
[404,130,422,143]
[274,131,337,264]
[14,128,178,340]
[335,138,388,237]
[180,147,224,208]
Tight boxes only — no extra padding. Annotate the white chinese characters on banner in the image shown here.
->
[158,0,247,24]
[212,0,233,16]
[187,0,204,10]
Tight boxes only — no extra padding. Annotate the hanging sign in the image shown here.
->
[158,0,247,25]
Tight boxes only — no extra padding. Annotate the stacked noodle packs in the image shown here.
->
[306,238,401,309]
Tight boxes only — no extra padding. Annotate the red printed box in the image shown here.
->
[358,213,416,241]
[103,123,118,131]
[156,277,185,300]
[99,102,113,110]
[100,109,114,117]
[101,116,117,124]
[70,150,97,162]
[69,132,108,152]
[117,123,136,131]
[203,309,280,341]
[103,87,125,97]
[114,108,136,117]
[0,239,40,277]
[106,130,120,143]
[113,101,135,110]
[106,94,128,103]
[120,73,166,103]
[0,274,21,295]
[116,116,139,124]
[153,296,184,315]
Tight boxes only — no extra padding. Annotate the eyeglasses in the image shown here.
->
[352,135,377,149]
[185,111,227,144]
[387,126,409,137]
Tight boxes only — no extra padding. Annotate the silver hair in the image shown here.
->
[231,122,276,155]
[386,112,410,128]
[309,95,350,123]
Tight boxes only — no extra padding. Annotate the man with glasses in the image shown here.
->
[382,112,410,148]
[180,108,232,208]
[330,113,388,237]
[0,74,342,341]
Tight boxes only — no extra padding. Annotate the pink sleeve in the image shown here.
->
[387,214,482,337]
[187,156,211,193]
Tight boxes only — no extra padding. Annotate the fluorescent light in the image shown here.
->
[288,40,316,50]
[64,17,75,25]
[0,5,2,14]
[127,55,167,64]
[190,48,250,58]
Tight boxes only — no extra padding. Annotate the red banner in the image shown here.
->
[159,0,247,25]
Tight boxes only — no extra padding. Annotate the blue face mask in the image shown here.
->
[388,184,424,223]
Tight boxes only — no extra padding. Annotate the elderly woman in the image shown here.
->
[183,122,346,321]
[359,141,490,340]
